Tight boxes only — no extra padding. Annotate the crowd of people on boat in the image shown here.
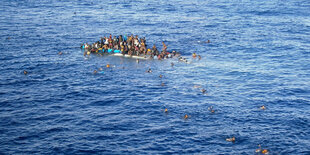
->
[81,34,181,59]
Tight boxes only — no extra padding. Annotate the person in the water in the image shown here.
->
[226,136,235,142]
[184,114,189,119]
[23,70,28,75]
[260,105,266,110]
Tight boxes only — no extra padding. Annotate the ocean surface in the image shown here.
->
[1,0,310,154]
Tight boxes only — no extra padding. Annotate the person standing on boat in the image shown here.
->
[104,37,109,45]
[140,38,146,55]
[162,41,167,53]
[108,35,113,49]
[124,42,128,54]
[152,44,159,56]
[119,35,123,44]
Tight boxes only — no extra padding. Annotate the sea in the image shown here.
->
[1,0,310,154]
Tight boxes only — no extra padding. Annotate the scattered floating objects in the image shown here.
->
[260,105,266,110]
[106,64,110,68]
[226,136,235,142]
[23,70,28,75]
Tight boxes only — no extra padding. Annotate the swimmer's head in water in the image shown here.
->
[262,149,269,154]
[93,70,97,74]
[184,114,189,119]
[226,136,235,142]
[159,75,163,78]
[260,105,266,110]
[23,70,28,75]
[164,108,168,113]
[106,64,110,68]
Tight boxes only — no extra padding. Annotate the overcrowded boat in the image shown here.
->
[81,34,182,60]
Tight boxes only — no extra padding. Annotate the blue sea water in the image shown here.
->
[1,0,310,154]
